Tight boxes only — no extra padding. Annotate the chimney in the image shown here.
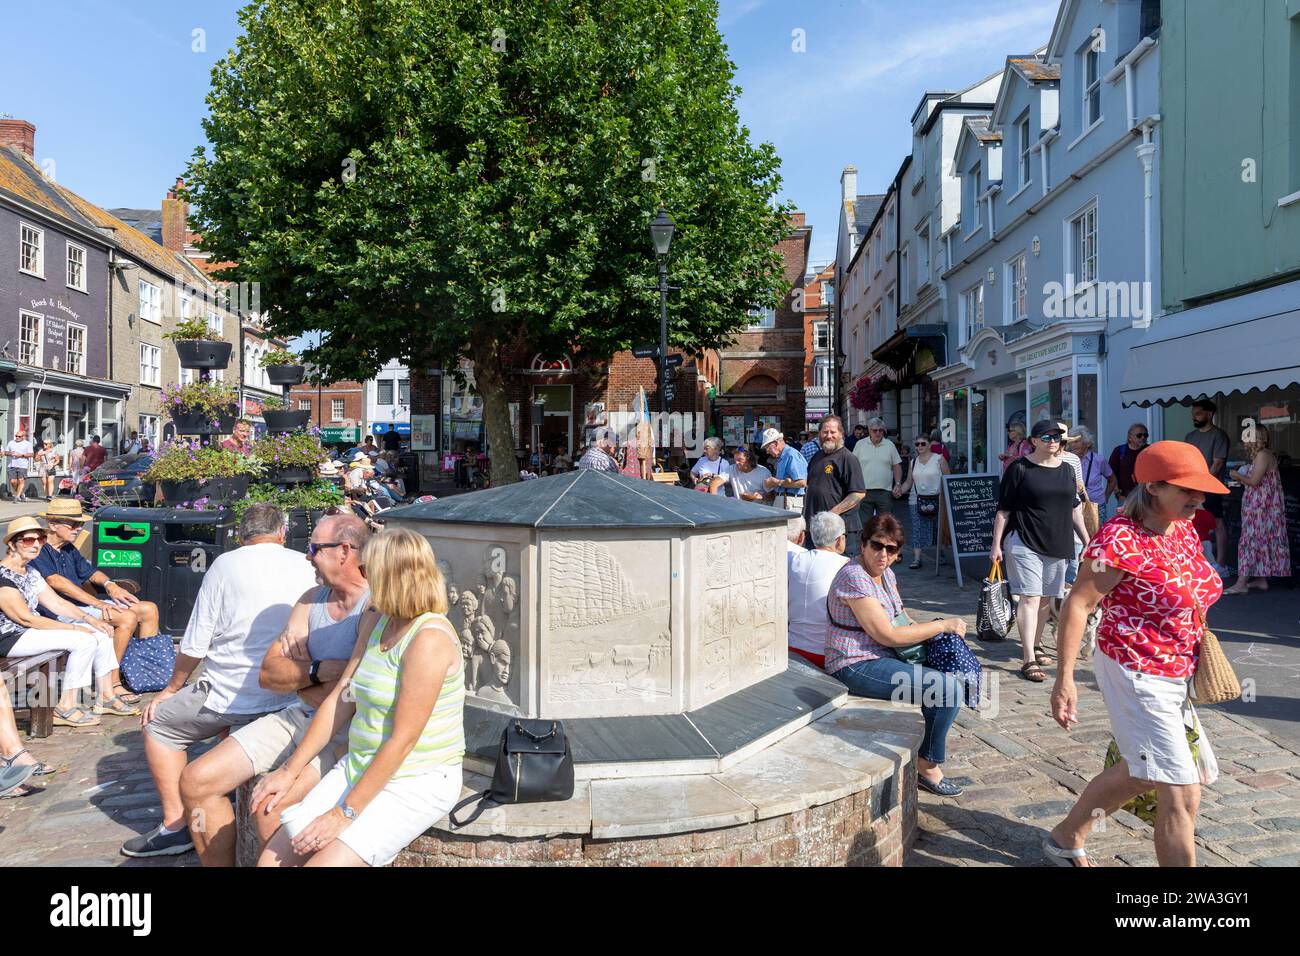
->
[162,177,187,252]
[0,119,35,159]
[840,164,858,203]
[788,211,806,229]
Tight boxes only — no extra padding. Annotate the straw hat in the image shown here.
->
[319,460,343,477]
[41,499,91,523]
[350,456,374,470]
[4,516,45,544]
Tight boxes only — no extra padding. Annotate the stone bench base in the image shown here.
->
[238,698,921,867]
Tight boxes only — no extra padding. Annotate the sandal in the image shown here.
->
[1,748,55,776]
[113,684,142,705]
[1035,650,1055,667]
[53,706,101,728]
[1043,835,1091,867]
[93,695,141,718]
[1020,661,1047,682]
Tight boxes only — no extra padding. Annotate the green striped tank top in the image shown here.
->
[344,612,465,784]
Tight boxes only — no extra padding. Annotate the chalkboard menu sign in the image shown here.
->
[941,472,1000,587]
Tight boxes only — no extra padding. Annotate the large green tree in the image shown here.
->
[188,0,790,485]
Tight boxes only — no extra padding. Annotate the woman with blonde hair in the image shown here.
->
[1225,425,1290,594]
[253,527,465,867]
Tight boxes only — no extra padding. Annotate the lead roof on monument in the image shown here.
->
[385,469,793,529]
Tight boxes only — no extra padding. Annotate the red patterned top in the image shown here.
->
[1082,515,1222,678]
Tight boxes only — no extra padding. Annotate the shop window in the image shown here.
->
[1078,372,1099,439]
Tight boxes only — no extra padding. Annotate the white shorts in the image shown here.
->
[1094,651,1214,786]
[278,759,462,867]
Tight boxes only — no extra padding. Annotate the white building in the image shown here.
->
[932,0,1161,472]
[364,358,411,446]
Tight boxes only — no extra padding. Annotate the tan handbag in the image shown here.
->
[1189,595,1241,706]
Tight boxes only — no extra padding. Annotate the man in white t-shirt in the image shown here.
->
[123,503,317,858]
[787,511,850,669]
[786,515,806,570]
[5,428,33,502]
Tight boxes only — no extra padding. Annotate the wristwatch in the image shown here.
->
[308,660,323,685]
[341,803,357,820]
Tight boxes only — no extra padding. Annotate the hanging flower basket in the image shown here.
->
[849,375,887,412]
[266,364,306,386]
[175,340,233,370]
[263,409,311,432]
[170,404,239,435]
[159,475,250,505]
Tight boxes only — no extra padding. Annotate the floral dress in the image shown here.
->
[1238,465,1291,577]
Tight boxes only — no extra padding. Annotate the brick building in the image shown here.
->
[288,379,365,443]
[803,261,835,430]
[715,211,812,446]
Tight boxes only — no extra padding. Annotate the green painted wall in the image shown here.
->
[1161,0,1300,311]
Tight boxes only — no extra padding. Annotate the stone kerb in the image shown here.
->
[234,698,922,867]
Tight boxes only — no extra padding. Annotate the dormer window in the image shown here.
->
[1018,113,1033,188]
[1082,44,1101,128]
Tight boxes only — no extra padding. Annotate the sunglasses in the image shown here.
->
[15,534,46,546]
[1036,433,1065,443]
[866,539,900,556]
[914,442,929,448]
[307,542,346,558]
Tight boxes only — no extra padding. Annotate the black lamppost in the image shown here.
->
[649,207,675,414]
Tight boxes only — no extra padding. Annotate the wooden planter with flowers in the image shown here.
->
[141,439,263,506]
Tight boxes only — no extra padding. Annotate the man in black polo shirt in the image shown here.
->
[804,415,867,552]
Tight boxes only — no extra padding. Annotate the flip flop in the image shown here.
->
[1,748,55,776]
[1043,835,1091,867]
[113,685,142,705]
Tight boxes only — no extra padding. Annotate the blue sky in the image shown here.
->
[4,0,1058,268]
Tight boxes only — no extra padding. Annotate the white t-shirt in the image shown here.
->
[787,548,850,657]
[180,542,320,714]
[690,455,731,484]
[730,464,772,500]
[1058,450,1084,488]
[6,439,33,469]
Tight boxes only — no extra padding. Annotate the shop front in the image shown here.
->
[1009,320,1106,441]
[1121,280,1300,576]
[869,325,946,445]
[9,367,130,458]
[933,326,1019,475]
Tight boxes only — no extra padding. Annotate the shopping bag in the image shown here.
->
[976,560,1013,642]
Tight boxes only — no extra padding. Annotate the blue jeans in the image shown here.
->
[831,656,962,764]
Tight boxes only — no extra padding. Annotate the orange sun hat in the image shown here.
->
[1133,440,1229,495]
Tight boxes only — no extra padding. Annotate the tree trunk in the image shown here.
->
[470,336,519,488]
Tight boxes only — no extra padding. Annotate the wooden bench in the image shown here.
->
[1,650,68,739]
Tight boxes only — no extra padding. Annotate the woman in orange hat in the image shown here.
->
[1044,441,1227,867]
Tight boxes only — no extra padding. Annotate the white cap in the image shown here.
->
[760,428,783,450]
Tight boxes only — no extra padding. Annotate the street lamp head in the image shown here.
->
[649,207,675,257]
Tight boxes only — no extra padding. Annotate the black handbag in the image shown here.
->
[916,494,941,517]
[449,719,575,827]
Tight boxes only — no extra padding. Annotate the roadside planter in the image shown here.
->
[262,409,311,432]
[266,364,306,386]
[175,339,234,370]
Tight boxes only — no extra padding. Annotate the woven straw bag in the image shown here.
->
[1189,596,1240,706]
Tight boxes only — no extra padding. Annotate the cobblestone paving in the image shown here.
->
[896,561,1300,868]
[2,556,1296,867]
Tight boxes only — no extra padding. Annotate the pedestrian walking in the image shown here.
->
[1224,425,1290,594]
[804,416,866,551]
[1071,426,1113,529]
[761,429,808,511]
[852,417,901,522]
[990,420,1089,682]
[998,422,1032,474]
[68,438,86,488]
[1107,422,1149,511]
[899,434,949,569]
[1184,399,1231,568]
[845,423,867,452]
[5,427,33,502]
[82,435,107,476]
[1047,441,1227,867]
[32,441,60,501]
[824,514,969,797]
